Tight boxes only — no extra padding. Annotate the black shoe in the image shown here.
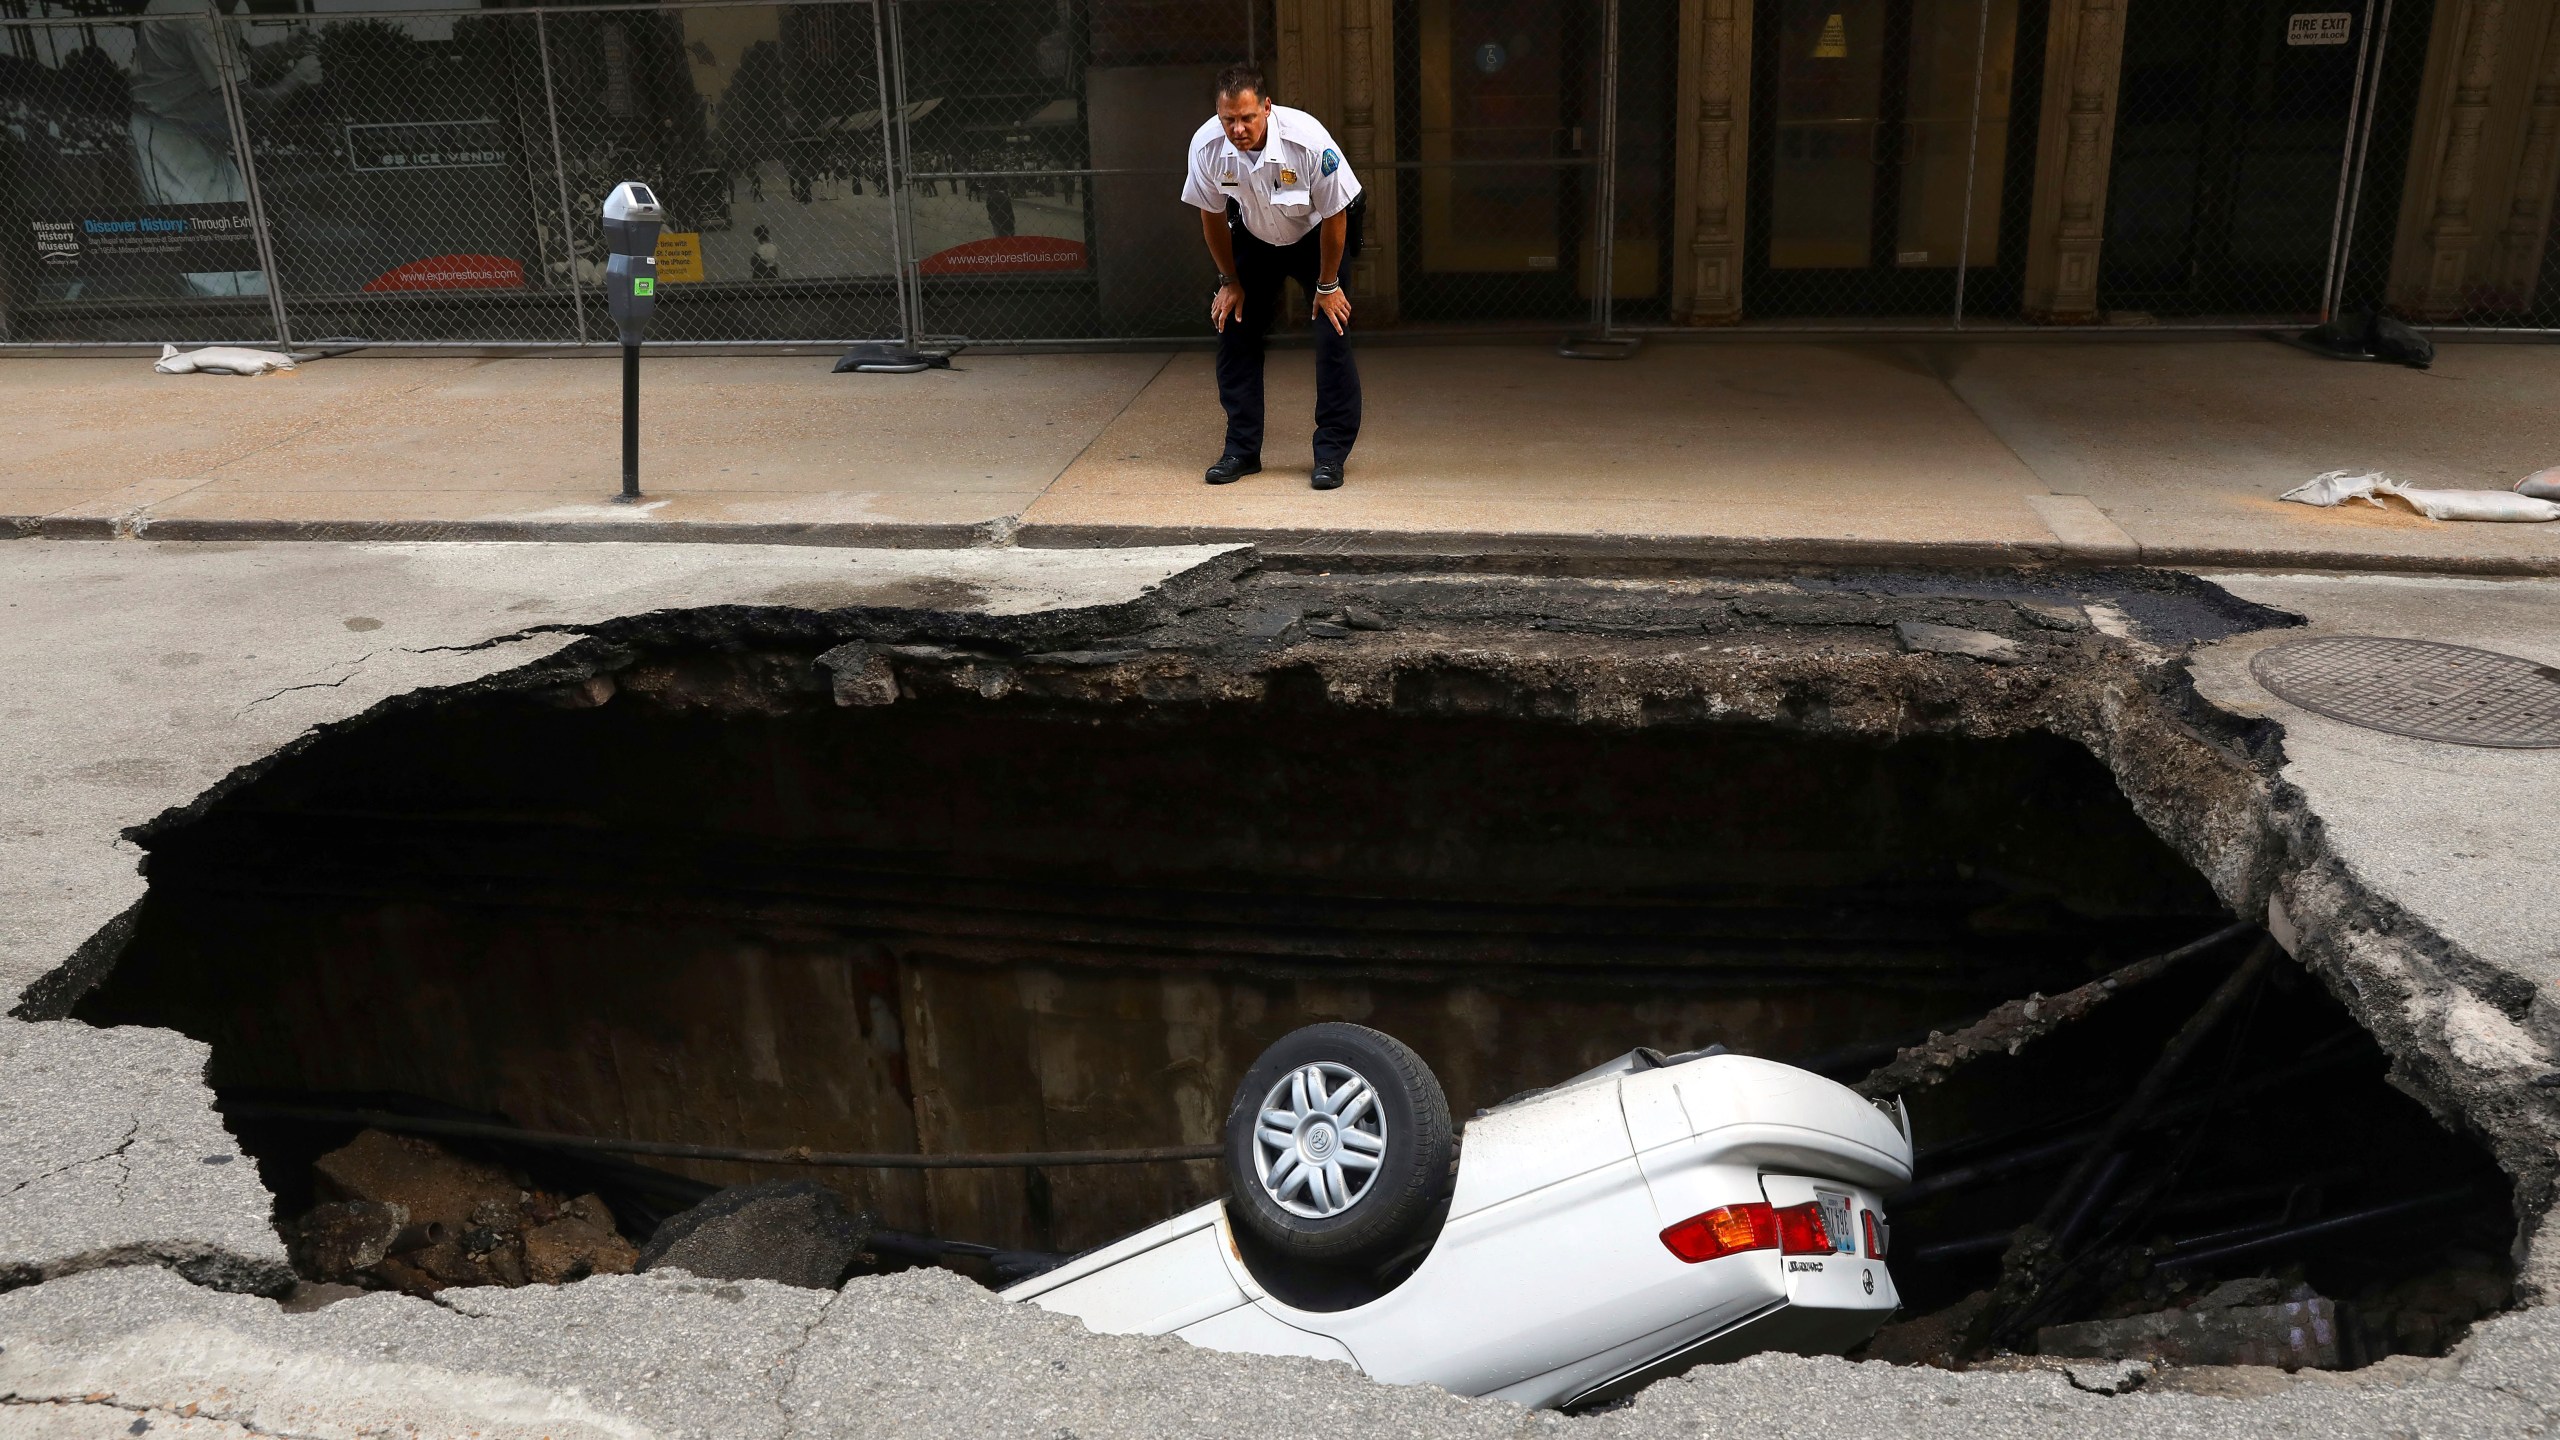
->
[1310,461,1345,490]
[1205,453,1261,485]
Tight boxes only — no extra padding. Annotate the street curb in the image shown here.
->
[1013,522,2560,579]
[1,514,1006,548]
[10,512,2560,578]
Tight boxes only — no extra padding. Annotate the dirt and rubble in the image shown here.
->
[286,1131,638,1295]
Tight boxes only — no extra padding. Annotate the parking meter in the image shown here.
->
[601,181,663,499]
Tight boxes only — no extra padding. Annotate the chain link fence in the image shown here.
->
[2084,0,2369,325]
[4,8,278,342]
[3,0,2557,347]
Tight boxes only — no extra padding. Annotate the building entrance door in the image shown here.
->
[2097,0,2368,317]
[1743,0,2042,315]
[1392,0,1674,320]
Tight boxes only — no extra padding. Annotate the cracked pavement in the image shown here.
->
[3,1265,2555,1439]
[2,539,2557,1438]
[0,1025,286,1298]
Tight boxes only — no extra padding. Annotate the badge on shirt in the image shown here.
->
[1320,148,1341,176]
[1279,166,1299,186]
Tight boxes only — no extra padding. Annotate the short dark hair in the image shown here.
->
[1215,63,1269,104]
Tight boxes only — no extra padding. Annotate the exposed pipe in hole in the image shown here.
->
[1855,920,2257,1098]
[1912,1032,2374,1189]
[2053,1152,2132,1252]
[1966,938,2280,1353]
[2023,938,2279,1239]
[2157,1189,2485,1271]
[226,1103,1224,1169]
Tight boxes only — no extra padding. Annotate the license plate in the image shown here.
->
[1815,1189,1857,1255]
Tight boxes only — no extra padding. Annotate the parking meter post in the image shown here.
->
[621,343,640,499]
[599,181,664,502]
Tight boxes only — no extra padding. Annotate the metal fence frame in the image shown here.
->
[2,0,2553,350]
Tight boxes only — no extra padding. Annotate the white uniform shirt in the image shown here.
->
[1181,105,1363,248]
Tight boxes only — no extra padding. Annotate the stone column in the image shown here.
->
[2495,4,2560,299]
[1675,0,1747,321]
[1277,0,1311,109]
[2415,0,2512,316]
[1340,0,1397,313]
[1273,0,1400,319]
[2022,0,2128,321]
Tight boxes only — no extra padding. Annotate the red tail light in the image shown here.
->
[1863,1209,1889,1259]
[1773,1200,1834,1255]
[1660,1203,1779,1263]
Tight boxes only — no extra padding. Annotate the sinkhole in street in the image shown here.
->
[76,657,2516,1370]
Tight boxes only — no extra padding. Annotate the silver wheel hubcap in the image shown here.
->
[1252,1060,1388,1219]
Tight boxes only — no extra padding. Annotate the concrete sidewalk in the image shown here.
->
[10,336,2559,571]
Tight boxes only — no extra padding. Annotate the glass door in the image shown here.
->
[1395,0,1599,318]
[1393,0,1676,320]
[2098,0,2366,317]
[1744,0,2039,315]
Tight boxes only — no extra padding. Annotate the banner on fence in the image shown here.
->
[25,204,263,281]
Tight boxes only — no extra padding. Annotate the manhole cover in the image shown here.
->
[2249,636,2560,748]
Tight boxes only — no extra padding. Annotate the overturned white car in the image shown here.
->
[1007,1023,1914,1410]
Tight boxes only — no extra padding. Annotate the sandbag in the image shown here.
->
[2279,469,2560,521]
[2278,470,2385,507]
[2379,479,2560,522]
[155,343,296,376]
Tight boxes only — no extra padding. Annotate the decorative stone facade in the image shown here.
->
[1275,0,1401,319]
[2389,0,2560,319]
[1673,0,1750,322]
[2019,0,2128,322]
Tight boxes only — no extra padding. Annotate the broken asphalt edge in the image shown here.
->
[2135,644,2560,1304]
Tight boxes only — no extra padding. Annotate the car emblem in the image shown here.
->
[1863,1269,1876,1294]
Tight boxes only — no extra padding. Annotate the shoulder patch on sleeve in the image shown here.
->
[1320,148,1341,176]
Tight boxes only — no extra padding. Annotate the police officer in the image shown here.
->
[1182,64,1364,490]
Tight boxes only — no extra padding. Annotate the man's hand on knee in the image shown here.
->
[1211,282,1246,332]
[1313,285,1351,335]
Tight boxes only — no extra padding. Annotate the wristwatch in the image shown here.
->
[1215,273,1236,289]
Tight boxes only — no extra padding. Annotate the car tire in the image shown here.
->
[1224,1023,1453,1267]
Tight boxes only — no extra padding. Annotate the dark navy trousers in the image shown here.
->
[1217,197,1364,467]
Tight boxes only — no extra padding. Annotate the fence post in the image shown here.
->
[2324,0,2393,321]
[203,0,292,348]
[870,0,916,343]
[1592,0,1621,337]
[887,0,929,339]
[1950,0,1992,327]
[535,10,593,345]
